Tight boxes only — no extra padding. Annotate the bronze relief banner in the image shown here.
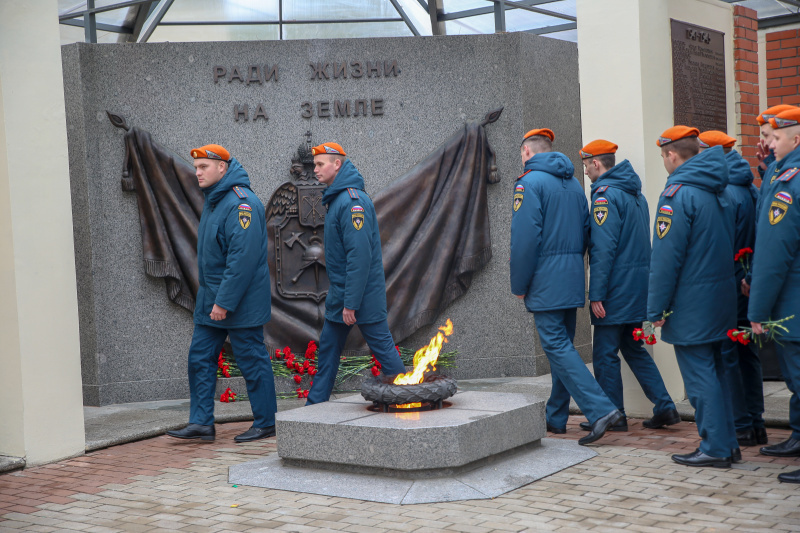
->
[109,108,501,356]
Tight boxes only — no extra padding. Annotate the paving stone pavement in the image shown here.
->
[2,418,800,532]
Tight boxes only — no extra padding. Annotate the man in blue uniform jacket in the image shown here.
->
[699,131,765,448]
[510,128,622,446]
[167,144,278,443]
[749,107,800,483]
[579,139,678,434]
[648,127,738,468]
[305,142,406,405]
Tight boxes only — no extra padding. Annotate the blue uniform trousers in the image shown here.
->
[776,341,800,440]
[592,324,675,418]
[188,324,277,428]
[721,337,765,432]
[306,319,407,405]
[536,309,618,429]
[673,343,738,458]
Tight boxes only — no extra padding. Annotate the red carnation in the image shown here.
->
[632,328,644,341]
[727,329,738,341]
[302,390,309,398]
[371,366,380,377]
[222,366,231,378]
[297,389,304,398]
[293,375,302,384]
[284,346,292,358]
[285,359,294,369]
[303,360,310,369]
[275,349,282,359]
[309,368,317,376]
[737,332,751,345]
[645,334,657,345]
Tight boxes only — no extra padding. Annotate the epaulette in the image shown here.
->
[517,169,532,181]
[347,188,360,199]
[595,185,609,194]
[777,168,799,182]
[233,186,248,199]
[662,184,682,197]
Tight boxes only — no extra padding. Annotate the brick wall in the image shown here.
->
[766,28,800,108]
[734,5,760,180]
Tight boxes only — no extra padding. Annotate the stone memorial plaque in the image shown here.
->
[671,19,727,131]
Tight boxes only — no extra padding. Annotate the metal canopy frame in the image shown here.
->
[58,0,800,44]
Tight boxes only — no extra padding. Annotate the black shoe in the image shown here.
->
[642,408,681,429]
[578,410,623,446]
[672,449,731,468]
[731,448,742,463]
[166,424,215,441]
[760,438,800,457]
[234,426,276,442]
[778,468,800,483]
[736,429,757,447]
[755,427,768,445]
[579,417,627,432]
[546,423,566,434]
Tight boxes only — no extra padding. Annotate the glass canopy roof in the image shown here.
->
[57,0,800,47]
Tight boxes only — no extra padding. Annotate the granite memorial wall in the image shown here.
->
[62,33,587,406]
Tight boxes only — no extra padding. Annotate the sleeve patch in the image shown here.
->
[775,191,793,204]
[594,197,608,205]
[593,206,608,226]
[662,184,682,197]
[351,205,365,230]
[347,188,360,199]
[515,184,525,192]
[595,185,609,193]
[777,168,799,182]
[233,186,248,199]
[656,216,672,238]
[658,205,673,215]
[238,203,252,211]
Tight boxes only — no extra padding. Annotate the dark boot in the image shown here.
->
[166,424,215,441]
[642,408,681,429]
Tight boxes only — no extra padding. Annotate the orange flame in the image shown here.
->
[393,319,453,385]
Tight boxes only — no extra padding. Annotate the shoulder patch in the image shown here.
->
[233,186,248,199]
[775,191,793,205]
[777,168,799,182]
[595,185,609,193]
[594,197,608,205]
[517,169,532,181]
[513,185,524,212]
[593,206,608,226]
[662,184,682,198]
[238,203,252,211]
[351,205,365,230]
[347,188,360,199]
[658,205,673,216]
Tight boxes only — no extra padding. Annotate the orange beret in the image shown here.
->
[311,142,347,156]
[523,128,555,142]
[580,139,618,159]
[698,130,736,149]
[770,107,800,129]
[191,144,230,161]
[757,104,797,126]
[657,126,700,147]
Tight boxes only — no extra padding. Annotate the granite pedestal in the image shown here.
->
[229,391,596,503]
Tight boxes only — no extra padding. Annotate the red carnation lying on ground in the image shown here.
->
[371,366,380,376]
[220,387,236,403]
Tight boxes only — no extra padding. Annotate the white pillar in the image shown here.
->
[0,1,85,464]
[577,0,735,416]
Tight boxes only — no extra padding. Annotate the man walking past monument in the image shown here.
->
[749,108,800,483]
[579,139,678,434]
[305,143,406,405]
[698,131,765,448]
[167,145,278,443]
[510,129,622,446]
[648,127,737,468]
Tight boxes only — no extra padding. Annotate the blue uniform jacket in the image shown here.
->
[647,146,737,345]
[321,160,387,324]
[757,151,775,178]
[589,160,650,325]
[510,152,589,312]
[194,158,271,328]
[748,146,800,341]
[725,150,758,323]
